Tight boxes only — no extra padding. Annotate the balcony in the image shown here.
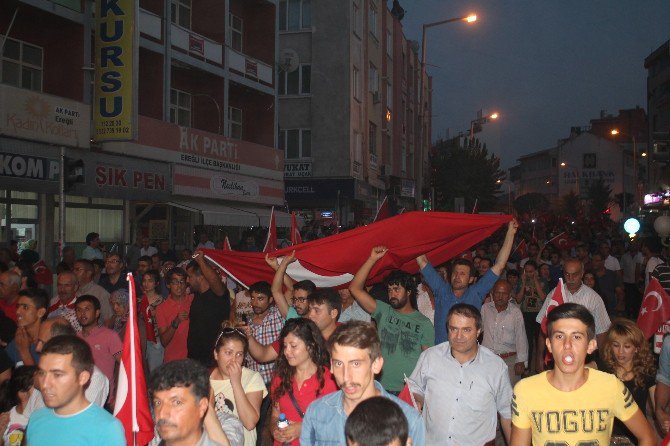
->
[227,48,273,87]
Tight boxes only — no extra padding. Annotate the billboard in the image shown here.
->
[93,0,138,141]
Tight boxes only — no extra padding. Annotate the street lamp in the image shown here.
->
[496,179,513,214]
[469,110,499,146]
[419,13,477,208]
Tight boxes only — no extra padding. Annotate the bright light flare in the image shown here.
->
[465,14,477,23]
[489,112,499,120]
[560,162,567,167]
[610,129,620,135]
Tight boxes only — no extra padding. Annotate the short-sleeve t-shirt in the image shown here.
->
[211,367,267,446]
[512,369,639,446]
[188,288,230,367]
[156,295,194,363]
[26,403,125,446]
[270,367,338,446]
[372,300,434,392]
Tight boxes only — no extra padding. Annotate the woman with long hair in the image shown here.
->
[270,318,337,446]
[601,318,656,445]
[139,269,164,372]
[210,327,266,446]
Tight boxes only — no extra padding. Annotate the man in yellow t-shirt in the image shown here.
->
[510,303,655,446]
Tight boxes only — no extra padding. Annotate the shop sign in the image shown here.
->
[0,152,59,181]
[400,179,416,198]
[284,161,312,178]
[0,84,90,148]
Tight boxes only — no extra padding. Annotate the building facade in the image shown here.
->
[278,0,430,226]
[645,39,670,173]
[0,0,282,265]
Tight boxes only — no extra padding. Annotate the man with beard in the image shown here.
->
[264,251,316,320]
[185,252,229,367]
[350,247,434,395]
[416,220,518,344]
[245,281,283,388]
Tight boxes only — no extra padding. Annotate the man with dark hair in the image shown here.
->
[6,288,48,366]
[75,295,122,398]
[26,335,124,445]
[185,252,229,367]
[23,318,110,417]
[345,396,410,446]
[156,267,193,363]
[137,255,153,277]
[73,258,112,325]
[350,247,434,394]
[82,232,104,261]
[245,281,283,387]
[306,288,342,340]
[265,251,315,319]
[409,303,512,445]
[416,220,518,343]
[150,358,241,446]
[511,303,655,445]
[301,321,425,445]
[98,253,129,294]
[590,252,622,314]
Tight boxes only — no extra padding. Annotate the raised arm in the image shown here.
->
[246,333,278,363]
[265,252,296,319]
[194,250,225,296]
[492,220,519,276]
[349,247,388,314]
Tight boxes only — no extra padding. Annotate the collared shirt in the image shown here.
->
[481,301,528,363]
[246,305,284,385]
[620,251,644,284]
[158,430,219,446]
[408,342,512,445]
[658,335,670,386]
[300,381,425,446]
[78,326,123,385]
[604,254,621,272]
[535,284,611,335]
[339,301,371,323]
[47,296,81,332]
[421,262,498,344]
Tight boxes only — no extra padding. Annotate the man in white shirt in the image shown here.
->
[599,241,622,274]
[140,236,158,258]
[481,279,528,386]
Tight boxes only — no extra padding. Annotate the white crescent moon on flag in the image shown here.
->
[559,239,567,246]
[283,259,354,288]
[646,291,663,312]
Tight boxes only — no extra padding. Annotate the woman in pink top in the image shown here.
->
[270,318,337,446]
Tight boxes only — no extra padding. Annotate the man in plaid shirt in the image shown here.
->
[245,281,284,386]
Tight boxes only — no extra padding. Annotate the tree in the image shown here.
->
[585,178,612,218]
[429,137,504,212]
[560,191,581,217]
[513,193,550,215]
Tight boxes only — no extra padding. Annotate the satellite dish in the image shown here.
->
[278,48,299,73]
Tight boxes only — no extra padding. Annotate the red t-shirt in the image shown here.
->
[270,367,338,446]
[0,300,18,322]
[155,294,194,363]
[139,294,159,343]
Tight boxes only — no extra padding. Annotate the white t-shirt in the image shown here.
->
[604,254,621,272]
[3,406,28,446]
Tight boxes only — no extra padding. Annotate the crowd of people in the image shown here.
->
[0,217,667,445]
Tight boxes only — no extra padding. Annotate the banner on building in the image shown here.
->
[93,0,138,141]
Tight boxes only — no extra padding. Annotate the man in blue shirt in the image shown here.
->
[301,321,425,445]
[417,220,518,344]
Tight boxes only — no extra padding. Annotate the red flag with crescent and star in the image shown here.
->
[548,232,576,250]
[540,278,565,336]
[637,278,670,339]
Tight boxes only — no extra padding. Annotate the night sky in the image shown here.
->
[399,1,670,168]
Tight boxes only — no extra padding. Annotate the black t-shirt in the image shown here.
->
[98,272,131,294]
[187,287,230,367]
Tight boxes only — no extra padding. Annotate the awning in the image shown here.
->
[168,199,298,228]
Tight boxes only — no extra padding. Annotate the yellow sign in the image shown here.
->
[93,0,137,141]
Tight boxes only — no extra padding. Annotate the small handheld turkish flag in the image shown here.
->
[541,278,565,336]
[637,278,670,339]
[262,207,278,253]
[548,232,576,250]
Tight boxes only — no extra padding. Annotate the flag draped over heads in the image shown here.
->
[203,211,512,289]
[291,212,302,245]
[540,278,565,336]
[263,206,278,253]
[114,273,154,446]
[637,278,670,339]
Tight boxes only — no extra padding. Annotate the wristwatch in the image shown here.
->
[171,319,179,329]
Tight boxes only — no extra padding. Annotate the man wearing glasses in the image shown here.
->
[156,267,194,363]
[98,253,130,295]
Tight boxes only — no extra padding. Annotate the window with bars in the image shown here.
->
[1,36,43,91]
[368,3,378,38]
[169,88,191,126]
[280,129,311,159]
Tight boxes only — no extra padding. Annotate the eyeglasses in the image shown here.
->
[292,297,308,303]
[214,327,247,347]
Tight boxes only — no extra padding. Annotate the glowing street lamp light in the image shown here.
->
[466,14,477,23]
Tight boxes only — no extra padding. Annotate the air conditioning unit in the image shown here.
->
[380,164,392,177]
[371,91,380,104]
